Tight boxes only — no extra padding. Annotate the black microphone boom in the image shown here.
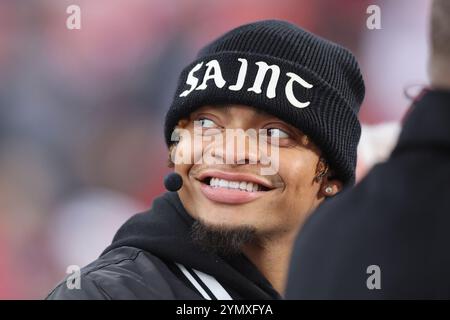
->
[164,172,183,192]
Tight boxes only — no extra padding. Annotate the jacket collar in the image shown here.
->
[102,191,282,299]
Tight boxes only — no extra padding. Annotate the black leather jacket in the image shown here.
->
[46,192,281,300]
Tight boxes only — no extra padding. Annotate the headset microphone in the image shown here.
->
[164,172,183,192]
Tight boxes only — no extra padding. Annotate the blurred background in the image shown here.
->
[0,0,430,299]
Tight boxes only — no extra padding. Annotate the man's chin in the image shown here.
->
[196,212,260,232]
[190,219,257,257]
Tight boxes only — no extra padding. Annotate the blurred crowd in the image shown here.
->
[0,0,429,299]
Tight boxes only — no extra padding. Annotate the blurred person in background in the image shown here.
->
[287,0,450,299]
[0,0,173,298]
[46,19,365,300]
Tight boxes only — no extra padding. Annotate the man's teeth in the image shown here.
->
[209,178,261,192]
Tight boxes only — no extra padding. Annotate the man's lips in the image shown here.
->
[196,170,275,190]
[195,170,277,204]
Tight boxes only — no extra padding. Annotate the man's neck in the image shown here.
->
[242,232,297,296]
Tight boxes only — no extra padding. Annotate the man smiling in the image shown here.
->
[47,20,365,300]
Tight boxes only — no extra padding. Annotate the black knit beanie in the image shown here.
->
[164,20,365,185]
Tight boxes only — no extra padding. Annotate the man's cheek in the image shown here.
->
[260,146,279,176]
[175,163,190,175]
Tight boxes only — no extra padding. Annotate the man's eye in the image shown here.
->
[198,118,217,128]
[266,128,290,139]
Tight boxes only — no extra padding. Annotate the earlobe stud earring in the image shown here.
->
[325,186,333,194]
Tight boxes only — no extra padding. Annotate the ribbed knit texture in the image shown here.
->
[164,20,365,185]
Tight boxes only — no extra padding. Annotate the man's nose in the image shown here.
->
[211,129,260,165]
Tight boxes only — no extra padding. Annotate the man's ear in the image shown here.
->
[319,175,343,198]
[167,144,176,168]
[314,157,343,198]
